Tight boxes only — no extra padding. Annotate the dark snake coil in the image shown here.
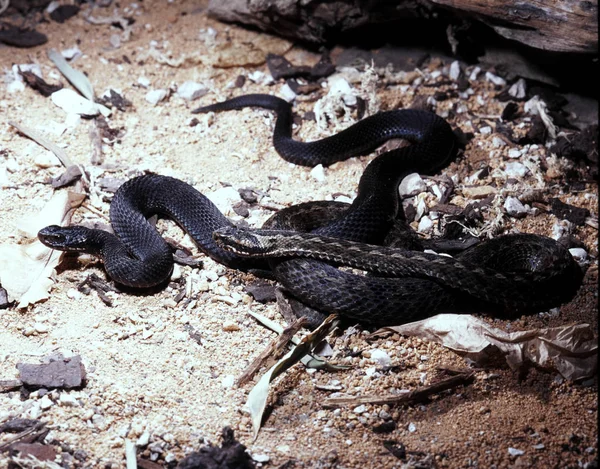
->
[38,94,583,327]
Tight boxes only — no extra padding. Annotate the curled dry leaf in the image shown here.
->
[245,314,340,441]
[0,188,85,308]
[380,314,597,381]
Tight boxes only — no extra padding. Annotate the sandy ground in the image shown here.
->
[0,1,597,467]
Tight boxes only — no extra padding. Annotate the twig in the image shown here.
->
[236,316,308,387]
[322,372,475,408]
[8,121,72,168]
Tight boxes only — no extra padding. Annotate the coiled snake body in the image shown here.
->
[38,94,583,326]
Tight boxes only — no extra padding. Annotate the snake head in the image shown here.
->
[38,225,96,252]
[213,227,282,257]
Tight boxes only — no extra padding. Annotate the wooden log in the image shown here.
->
[207,0,597,54]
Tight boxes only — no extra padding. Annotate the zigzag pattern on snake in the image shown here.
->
[38,94,583,327]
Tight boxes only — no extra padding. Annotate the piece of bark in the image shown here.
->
[208,0,597,54]
[236,316,307,387]
[323,372,475,408]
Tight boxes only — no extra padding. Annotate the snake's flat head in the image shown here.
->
[38,225,95,252]
[213,227,277,257]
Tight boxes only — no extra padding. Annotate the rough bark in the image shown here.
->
[207,0,598,54]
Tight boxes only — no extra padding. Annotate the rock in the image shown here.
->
[51,88,100,116]
[509,78,527,99]
[569,248,588,263]
[177,81,208,101]
[449,61,461,80]
[461,185,497,199]
[206,186,242,215]
[280,83,296,102]
[485,72,506,86]
[353,405,367,414]
[310,164,326,182]
[221,375,235,388]
[508,447,525,456]
[17,355,86,389]
[222,321,240,332]
[507,148,522,158]
[137,76,151,88]
[417,216,433,234]
[504,162,529,178]
[370,349,391,366]
[399,173,427,197]
[504,196,528,218]
[145,89,168,105]
[61,47,82,60]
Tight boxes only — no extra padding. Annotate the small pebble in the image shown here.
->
[177,81,208,101]
[408,422,417,432]
[485,72,506,86]
[479,126,492,135]
[137,76,151,88]
[504,196,528,218]
[568,248,588,263]
[251,454,270,463]
[370,349,391,366]
[353,405,367,414]
[399,173,427,198]
[462,185,497,199]
[310,164,326,183]
[507,148,522,158]
[222,321,240,332]
[145,89,168,105]
[417,216,433,234]
[509,78,527,99]
[280,83,296,102]
[504,162,529,178]
[449,61,461,80]
[508,447,525,456]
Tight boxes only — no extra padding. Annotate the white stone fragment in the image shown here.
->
[145,89,168,105]
[509,78,527,99]
[399,173,427,198]
[221,375,235,388]
[449,61,461,81]
[504,161,529,178]
[13,63,43,79]
[51,89,100,116]
[39,395,54,410]
[492,137,506,148]
[485,72,506,86]
[408,422,417,432]
[569,248,588,263]
[222,320,240,332]
[61,47,82,60]
[34,150,60,168]
[504,196,528,218]
[206,186,242,216]
[252,454,270,463]
[248,70,265,83]
[137,76,151,88]
[59,394,79,406]
[479,126,492,135]
[310,164,326,182]
[280,83,296,102]
[507,148,522,159]
[417,216,433,234]
[34,323,49,334]
[469,66,481,81]
[508,447,525,456]
[327,74,353,95]
[353,405,367,414]
[370,349,391,366]
[177,81,208,101]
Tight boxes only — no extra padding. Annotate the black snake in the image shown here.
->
[38,94,583,326]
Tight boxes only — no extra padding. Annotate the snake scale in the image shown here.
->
[38,94,583,327]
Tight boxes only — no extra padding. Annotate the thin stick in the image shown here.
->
[236,316,308,387]
[322,372,475,408]
[8,121,72,168]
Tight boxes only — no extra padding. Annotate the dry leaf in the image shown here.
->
[245,315,340,441]
[381,314,597,381]
[0,189,85,308]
